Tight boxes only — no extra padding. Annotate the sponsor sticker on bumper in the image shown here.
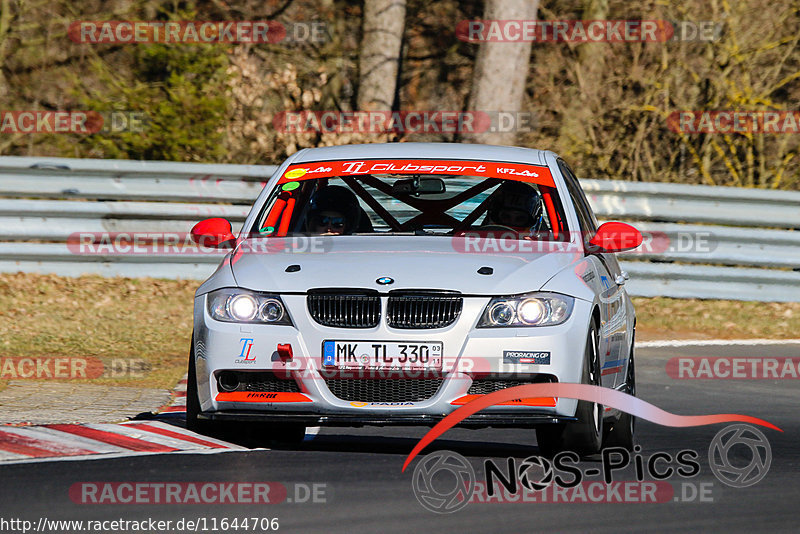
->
[503,351,551,365]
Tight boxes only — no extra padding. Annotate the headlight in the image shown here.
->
[489,302,516,325]
[228,294,258,321]
[477,293,574,328]
[259,299,286,323]
[207,288,292,325]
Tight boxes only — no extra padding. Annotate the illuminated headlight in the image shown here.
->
[228,294,257,321]
[207,288,292,325]
[518,299,546,324]
[478,293,574,328]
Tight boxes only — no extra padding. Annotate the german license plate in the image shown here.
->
[322,340,443,369]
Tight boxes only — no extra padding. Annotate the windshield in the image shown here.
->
[252,159,569,240]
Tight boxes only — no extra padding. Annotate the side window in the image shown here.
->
[558,160,597,236]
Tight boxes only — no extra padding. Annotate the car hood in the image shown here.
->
[228,236,580,295]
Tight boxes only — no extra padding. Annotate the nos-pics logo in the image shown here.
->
[411,424,772,514]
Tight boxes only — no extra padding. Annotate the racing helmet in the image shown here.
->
[306,185,362,234]
[487,181,542,228]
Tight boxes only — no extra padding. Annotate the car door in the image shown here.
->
[558,160,627,388]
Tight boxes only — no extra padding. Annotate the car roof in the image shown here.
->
[291,142,555,166]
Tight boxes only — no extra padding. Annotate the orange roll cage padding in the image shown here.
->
[540,187,560,239]
[262,191,292,233]
[276,196,296,237]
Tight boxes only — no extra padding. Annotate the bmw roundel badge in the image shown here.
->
[376,277,394,285]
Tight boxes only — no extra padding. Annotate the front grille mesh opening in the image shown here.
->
[224,371,301,393]
[387,292,463,329]
[324,378,443,402]
[307,290,381,328]
[468,374,555,395]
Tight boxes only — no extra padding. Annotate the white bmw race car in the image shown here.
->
[187,142,642,455]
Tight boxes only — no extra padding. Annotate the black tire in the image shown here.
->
[603,335,636,450]
[537,321,604,456]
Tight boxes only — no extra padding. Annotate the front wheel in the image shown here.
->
[537,322,604,456]
[603,335,636,450]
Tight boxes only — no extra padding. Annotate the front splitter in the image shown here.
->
[199,411,577,428]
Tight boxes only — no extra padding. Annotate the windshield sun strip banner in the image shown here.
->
[277,159,555,187]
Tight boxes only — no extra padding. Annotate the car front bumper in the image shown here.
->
[192,294,594,425]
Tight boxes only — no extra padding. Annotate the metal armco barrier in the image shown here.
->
[0,155,798,301]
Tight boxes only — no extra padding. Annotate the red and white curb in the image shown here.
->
[157,375,187,414]
[0,420,245,465]
[159,374,321,440]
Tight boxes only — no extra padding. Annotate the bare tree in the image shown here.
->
[0,0,14,98]
[357,0,407,112]
[463,0,538,145]
[556,0,608,166]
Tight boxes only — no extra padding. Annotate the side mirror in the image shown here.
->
[588,222,642,253]
[191,218,236,248]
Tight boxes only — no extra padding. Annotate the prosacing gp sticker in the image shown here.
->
[503,350,550,364]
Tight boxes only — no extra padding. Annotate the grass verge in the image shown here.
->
[632,297,799,341]
[0,273,196,392]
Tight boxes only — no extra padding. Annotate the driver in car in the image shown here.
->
[482,181,544,236]
[305,185,363,235]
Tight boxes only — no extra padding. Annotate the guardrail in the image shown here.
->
[0,155,798,301]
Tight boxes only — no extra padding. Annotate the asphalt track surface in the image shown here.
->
[1,344,798,534]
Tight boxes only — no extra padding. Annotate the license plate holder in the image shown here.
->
[322,340,443,370]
